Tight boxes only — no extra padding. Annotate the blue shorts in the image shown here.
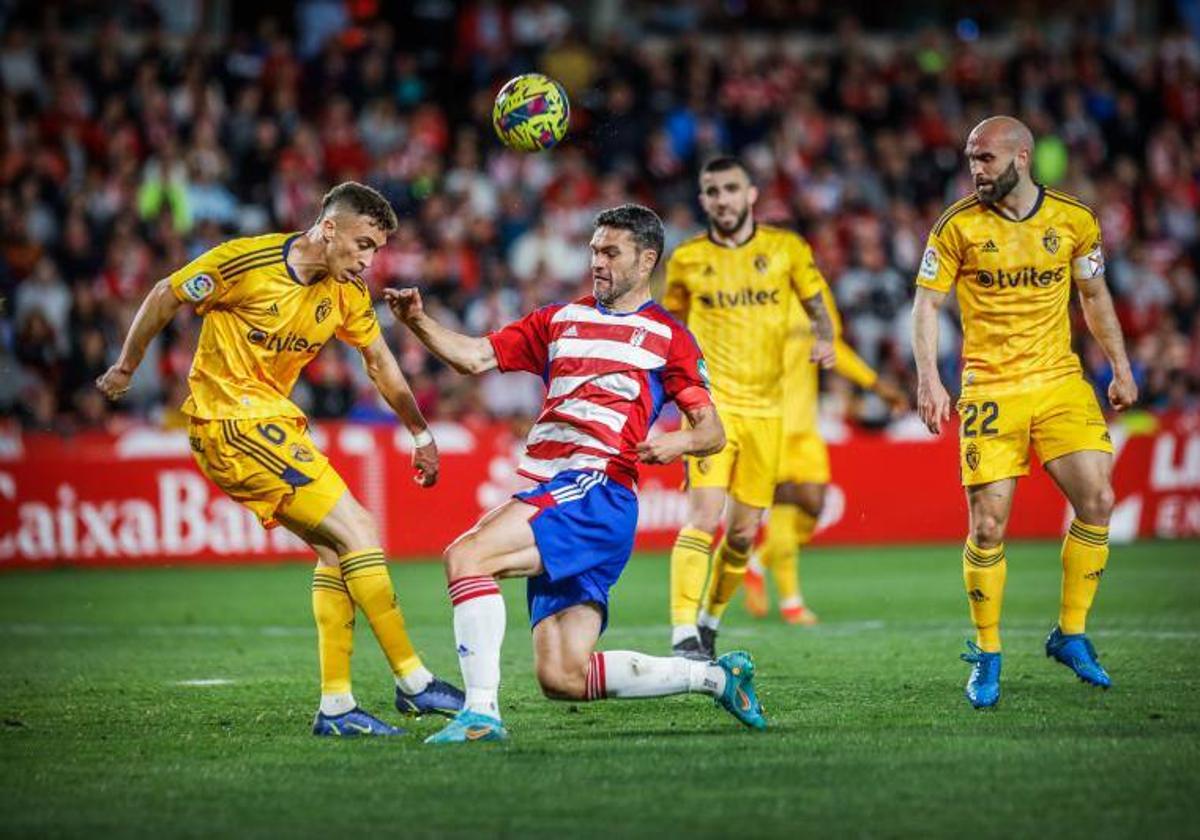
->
[514,470,638,632]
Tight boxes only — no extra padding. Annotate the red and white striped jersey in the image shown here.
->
[488,296,712,488]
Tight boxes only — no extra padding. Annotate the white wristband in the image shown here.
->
[411,428,434,448]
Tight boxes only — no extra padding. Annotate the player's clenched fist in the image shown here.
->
[1108,370,1138,412]
[809,338,836,370]
[412,440,439,487]
[383,287,424,325]
[96,365,133,400]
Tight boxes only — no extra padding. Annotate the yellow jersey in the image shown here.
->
[783,280,877,436]
[917,187,1105,393]
[663,225,824,417]
[167,232,381,419]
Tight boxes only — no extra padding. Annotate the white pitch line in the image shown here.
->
[175,678,235,687]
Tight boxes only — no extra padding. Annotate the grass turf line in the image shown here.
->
[1,540,1198,838]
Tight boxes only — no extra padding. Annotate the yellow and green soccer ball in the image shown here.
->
[492,73,570,152]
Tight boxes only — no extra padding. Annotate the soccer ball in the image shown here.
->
[492,73,570,152]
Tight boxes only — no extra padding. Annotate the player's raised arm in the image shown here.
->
[384,287,498,375]
[96,277,184,400]
[912,285,952,434]
[359,335,439,487]
[1075,276,1138,411]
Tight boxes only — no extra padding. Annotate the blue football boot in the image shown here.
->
[396,677,466,719]
[1045,626,1112,688]
[961,640,1001,709]
[714,650,767,730]
[312,707,406,737]
[424,709,509,744]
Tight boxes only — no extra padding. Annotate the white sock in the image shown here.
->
[448,576,506,718]
[697,610,720,631]
[395,665,434,695]
[588,651,726,699]
[780,595,804,609]
[319,691,356,716]
[671,624,699,645]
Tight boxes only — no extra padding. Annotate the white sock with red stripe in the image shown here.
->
[585,651,727,700]
[448,575,505,718]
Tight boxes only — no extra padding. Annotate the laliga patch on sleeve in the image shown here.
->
[1072,245,1105,279]
[918,247,939,280]
[697,358,711,388]
[181,273,215,302]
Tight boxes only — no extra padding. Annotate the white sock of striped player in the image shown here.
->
[671,624,700,645]
[585,651,727,700]
[395,666,434,695]
[448,575,505,717]
[319,692,357,716]
[696,610,720,632]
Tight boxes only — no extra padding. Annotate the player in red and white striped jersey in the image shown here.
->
[385,205,768,743]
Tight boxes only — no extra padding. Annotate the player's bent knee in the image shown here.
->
[535,663,587,701]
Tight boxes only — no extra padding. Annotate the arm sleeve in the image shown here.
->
[789,236,825,300]
[662,253,689,318]
[662,328,713,412]
[166,241,244,315]
[487,305,554,374]
[914,224,962,293]
[335,283,382,348]
[1071,209,1105,281]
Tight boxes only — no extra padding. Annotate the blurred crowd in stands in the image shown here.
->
[1,0,1198,435]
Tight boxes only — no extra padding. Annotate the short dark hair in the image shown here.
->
[700,155,752,183]
[319,181,398,233]
[594,204,665,267]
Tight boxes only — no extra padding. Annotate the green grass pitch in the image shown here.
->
[2,540,1198,838]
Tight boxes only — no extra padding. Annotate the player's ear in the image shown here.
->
[321,216,336,242]
[639,248,658,278]
[747,184,759,206]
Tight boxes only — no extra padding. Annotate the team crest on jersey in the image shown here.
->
[181,273,215,302]
[1042,228,1060,255]
[696,457,711,475]
[753,254,769,274]
[290,443,314,463]
[630,327,647,347]
[315,297,332,324]
[964,442,980,472]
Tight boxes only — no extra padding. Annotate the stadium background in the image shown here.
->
[2,0,1197,563]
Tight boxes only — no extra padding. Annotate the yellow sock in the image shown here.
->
[1060,519,1110,635]
[339,548,423,678]
[701,539,751,621]
[670,527,713,626]
[963,540,1006,653]
[311,566,354,695]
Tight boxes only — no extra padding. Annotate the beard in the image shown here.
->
[594,272,634,307]
[975,161,1019,205]
[710,205,750,235]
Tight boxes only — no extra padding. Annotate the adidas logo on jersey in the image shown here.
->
[981,240,999,253]
[562,325,579,337]
[268,303,279,317]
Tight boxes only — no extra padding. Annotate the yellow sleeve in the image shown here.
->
[833,337,878,389]
[166,241,245,315]
[789,235,824,300]
[1070,207,1106,281]
[662,252,690,318]
[915,223,962,293]
[335,281,383,348]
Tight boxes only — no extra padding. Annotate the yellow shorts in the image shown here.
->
[188,417,347,530]
[777,430,831,486]
[684,411,781,509]
[957,376,1112,487]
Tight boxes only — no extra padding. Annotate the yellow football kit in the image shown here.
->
[917,187,1112,486]
[169,232,381,528]
[778,281,878,485]
[664,225,824,508]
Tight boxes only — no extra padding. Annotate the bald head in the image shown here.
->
[965,115,1035,206]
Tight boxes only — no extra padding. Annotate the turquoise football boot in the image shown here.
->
[424,709,509,744]
[714,650,767,730]
[961,640,1001,709]
[1045,626,1112,688]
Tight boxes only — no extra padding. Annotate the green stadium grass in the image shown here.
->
[1,541,1198,837]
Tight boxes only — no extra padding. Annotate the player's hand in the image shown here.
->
[96,365,134,401]
[916,376,952,435]
[412,439,439,487]
[810,339,836,370]
[1108,368,1138,412]
[874,378,910,415]
[383,287,425,326]
[636,433,688,465]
